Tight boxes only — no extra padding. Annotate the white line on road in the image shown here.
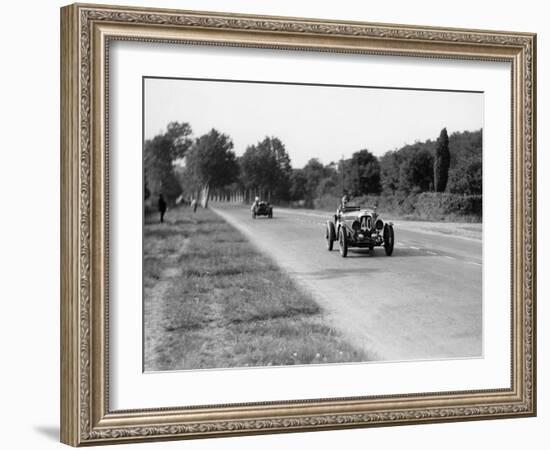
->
[467,261,482,266]
[445,255,456,260]
[409,246,420,250]
[427,251,438,255]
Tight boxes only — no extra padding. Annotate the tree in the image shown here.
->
[143,122,193,203]
[399,148,434,193]
[240,144,278,199]
[300,158,327,206]
[239,136,292,202]
[164,121,193,160]
[447,129,482,195]
[144,169,151,200]
[184,129,239,207]
[449,129,482,170]
[315,177,338,198]
[379,151,401,195]
[258,137,292,201]
[302,158,325,192]
[378,129,481,196]
[434,127,451,192]
[289,169,307,202]
[344,149,381,196]
[447,159,482,195]
[144,134,182,201]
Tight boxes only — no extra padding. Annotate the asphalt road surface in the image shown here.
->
[212,203,482,362]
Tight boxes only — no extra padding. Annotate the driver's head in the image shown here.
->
[342,195,349,205]
[255,196,259,202]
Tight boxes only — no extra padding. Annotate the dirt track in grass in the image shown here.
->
[143,205,367,371]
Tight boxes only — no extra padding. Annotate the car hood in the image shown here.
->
[341,209,376,220]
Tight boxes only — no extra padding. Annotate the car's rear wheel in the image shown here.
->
[339,228,348,257]
[268,209,273,218]
[326,221,336,251]
[384,224,394,256]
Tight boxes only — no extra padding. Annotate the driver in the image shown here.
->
[251,196,260,211]
[337,195,350,214]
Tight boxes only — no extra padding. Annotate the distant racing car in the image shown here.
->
[325,203,394,257]
[251,200,273,219]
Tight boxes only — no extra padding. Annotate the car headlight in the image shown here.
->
[375,219,384,230]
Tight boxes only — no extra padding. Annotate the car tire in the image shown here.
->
[268,209,273,218]
[326,221,336,251]
[384,224,394,256]
[339,228,348,257]
[252,211,256,219]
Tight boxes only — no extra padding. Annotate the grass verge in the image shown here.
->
[144,206,366,371]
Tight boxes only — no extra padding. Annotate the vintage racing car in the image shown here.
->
[325,204,394,257]
[252,200,273,219]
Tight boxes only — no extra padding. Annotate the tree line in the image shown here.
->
[144,122,482,209]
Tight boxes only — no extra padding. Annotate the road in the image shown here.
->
[212,203,482,362]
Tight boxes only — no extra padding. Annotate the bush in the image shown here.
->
[313,193,341,211]
[310,192,481,222]
[407,192,482,221]
[359,193,482,222]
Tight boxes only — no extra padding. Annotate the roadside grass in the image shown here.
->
[144,206,367,371]
[143,215,193,289]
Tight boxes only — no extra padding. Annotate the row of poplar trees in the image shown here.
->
[144,122,292,206]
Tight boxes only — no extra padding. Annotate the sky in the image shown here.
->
[144,77,483,169]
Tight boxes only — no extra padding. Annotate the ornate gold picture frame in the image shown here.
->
[60,3,536,446]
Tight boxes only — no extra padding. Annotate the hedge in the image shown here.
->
[313,192,482,222]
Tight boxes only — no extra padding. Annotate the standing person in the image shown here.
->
[158,194,167,223]
[191,198,198,213]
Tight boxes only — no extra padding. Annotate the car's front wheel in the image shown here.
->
[326,221,336,251]
[339,228,348,257]
[384,224,394,256]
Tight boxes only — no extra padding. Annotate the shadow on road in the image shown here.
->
[386,248,437,258]
[301,267,382,280]
[324,248,437,258]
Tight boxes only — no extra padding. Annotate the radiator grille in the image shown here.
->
[361,216,372,230]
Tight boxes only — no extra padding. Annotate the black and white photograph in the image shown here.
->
[143,77,483,372]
